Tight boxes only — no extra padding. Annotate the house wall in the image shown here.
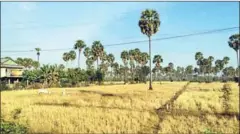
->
[0,68,23,78]
[1,68,7,77]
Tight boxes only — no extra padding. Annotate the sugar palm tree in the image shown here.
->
[153,55,163,69]
[107,53,115,80]
[134,48,141,66]
[35,48,41,64]
[121,50,129,84]
[168,62,174,81]
[69,50,76,67]
[185,65,193,80]
[84,47,91,59]
[74,40,86,68]
[140,52,149,66]
[195,52,203,75]
[129,49,136,81]
[63,52,70,68]
[138,9,161,90]
[222,56,230,65]
[92,41,104,69]
[228,34,240,67]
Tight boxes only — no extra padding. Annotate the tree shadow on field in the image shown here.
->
[34,102,155,114]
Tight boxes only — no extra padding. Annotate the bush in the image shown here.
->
[0,119,27,134]
[61,82,72,88]
[221,83,232,112]
[0,81,9,91]
[27,83,43,89]
[96,69,105,85]
[13,82,27,90]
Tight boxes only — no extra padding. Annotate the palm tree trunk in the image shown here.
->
[149,36,153,90]
[237,51,239,69]
[37,55,39,63]
[78,50,81,68]
[97,58,99,69]
[238,49,240,87]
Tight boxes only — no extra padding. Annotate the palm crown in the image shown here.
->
[138,9,161,37]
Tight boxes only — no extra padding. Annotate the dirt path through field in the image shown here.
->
[152,82,239,134]
[153,82,191,134]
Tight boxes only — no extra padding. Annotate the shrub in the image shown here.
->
[0,81,9,91]
[0,119,27,134]
[96,69,105,85]
[13,82,26,90]
[27,83,43,89]
[221,83,232,112]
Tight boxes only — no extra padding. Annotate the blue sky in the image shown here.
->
[1,2,239,69]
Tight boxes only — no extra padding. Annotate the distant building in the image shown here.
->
[0,57,24,84]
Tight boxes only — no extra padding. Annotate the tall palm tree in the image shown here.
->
[195,52,203,75]
[63,52,70,68]
[129,49,136,81]
[74,40,86,68]
[107,53,115,80]
[228,34,240,68]
[153,55,163,68]
[134,48,141,66]
[168,62,174,81]
[92,41,104,69]
[121,50,129,84]
[138,9,161,90]
[84,47,91,59]
[69,50,76,67]
[140,52,149,66]
[222,56,230,65]
[35,48,41,64]
[86,58,94,70]
[185,65,193,80]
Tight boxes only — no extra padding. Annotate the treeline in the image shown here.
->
[1,47,238,90]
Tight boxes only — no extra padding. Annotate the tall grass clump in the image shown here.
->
[221,83,232,113]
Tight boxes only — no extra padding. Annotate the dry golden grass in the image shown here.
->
[158,82,239,134]
[159,115,239,134]
[174,82,239,113]
[1,82,239,133]
[1,82,186,133]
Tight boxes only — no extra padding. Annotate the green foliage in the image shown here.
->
[1,119,27,134]
[13,82,26,90]
[22,70,40,84]
[0,81,9,91]
[203,128,218,134]
[96,69,105,85]
[221,83,232,112]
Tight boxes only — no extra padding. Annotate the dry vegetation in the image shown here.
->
[1,82,239,133]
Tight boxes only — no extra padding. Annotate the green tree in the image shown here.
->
[74,40,86,68]
[138,9,161,90]
[195,52,203,75]
[121,50,129,84]
[35,48,41,64]
[69,50,76,67]
[185,65,193,80]
[92,41,104,69]
[63,52,70,68]
[228,34,240,67]
[84,47,91,59]
[107,53,115,81]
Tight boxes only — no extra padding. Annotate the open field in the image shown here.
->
[1,82,239,133]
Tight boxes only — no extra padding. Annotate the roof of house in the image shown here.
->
[1,57,24,69]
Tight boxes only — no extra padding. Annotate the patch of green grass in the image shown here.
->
[1,119,27,134]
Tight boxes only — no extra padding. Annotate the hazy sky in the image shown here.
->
[1,2,239,69]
